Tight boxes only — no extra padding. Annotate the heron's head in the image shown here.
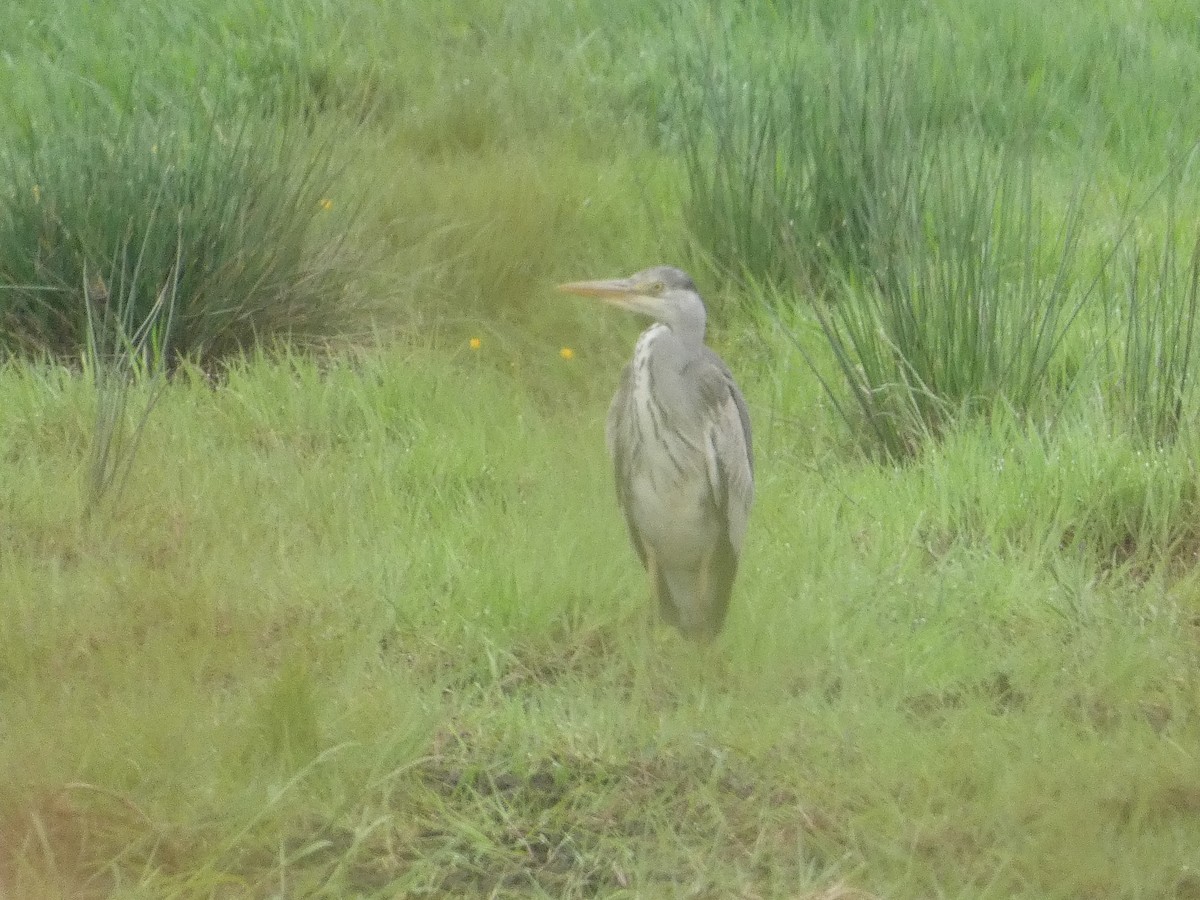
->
[557,265,706,339]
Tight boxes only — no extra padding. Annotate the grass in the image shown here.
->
[2,0,1200,897]
[0,93,367,365]
[1109,197,1200,447]
[2,349,1199,897]
[671,0,1200,457]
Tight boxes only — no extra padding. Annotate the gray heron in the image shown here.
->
[558,266,754,642]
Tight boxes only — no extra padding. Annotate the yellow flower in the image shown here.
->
[559,347,575,360]
[469,337,482,350]
[319,198,333,211]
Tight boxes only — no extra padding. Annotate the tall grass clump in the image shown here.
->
[667,0,1200,258]
[804,148,1093,458]
[1107,215,1200,447]
[0,93,364,366]
[668,4,943,288]
[81,234,182,515]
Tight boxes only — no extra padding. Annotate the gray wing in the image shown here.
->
[606,362,649,568]
[695,348,754,554]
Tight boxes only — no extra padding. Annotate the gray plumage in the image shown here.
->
[558,266,754,641]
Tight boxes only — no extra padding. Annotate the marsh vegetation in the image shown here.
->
[2,1,1199,896]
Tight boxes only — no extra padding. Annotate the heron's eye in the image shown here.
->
[650,280,666,295]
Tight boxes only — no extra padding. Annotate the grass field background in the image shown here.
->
[2,2,1199,897]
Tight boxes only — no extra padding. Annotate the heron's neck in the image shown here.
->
[663,314,705,347]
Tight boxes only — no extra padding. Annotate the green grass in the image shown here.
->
[2,349,1199,897]
[670,1,1200,457]
[0,93,368,364]
[3,0,1200,897]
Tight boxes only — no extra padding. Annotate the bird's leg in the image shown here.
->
[645,546,658,588]
[645,548,667,629]
[691,548,716,641]
[696,548,712,607]
[630,548,660,706]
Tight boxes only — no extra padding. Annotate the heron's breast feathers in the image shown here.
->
[606,330,754,557]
